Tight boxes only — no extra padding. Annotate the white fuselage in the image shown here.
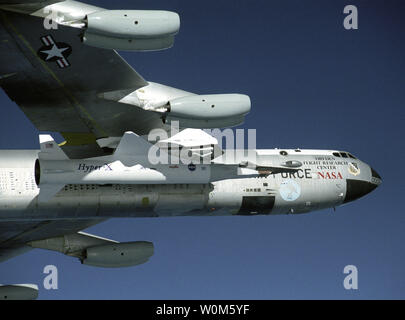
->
[0,149,379,222]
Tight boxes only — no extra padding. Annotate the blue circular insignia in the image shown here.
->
[279,179,301,201]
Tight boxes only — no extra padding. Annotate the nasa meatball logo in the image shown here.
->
[279,179,301,201]
[188,163,196,172]
[348,162,360,176]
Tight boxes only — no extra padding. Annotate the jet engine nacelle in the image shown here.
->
[82,10,180,51]
[82,33,175,51]
[0,284,38,300]
[82,241,154,268]
[165,94,251,128]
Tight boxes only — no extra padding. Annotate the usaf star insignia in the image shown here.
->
[37,35,72,69]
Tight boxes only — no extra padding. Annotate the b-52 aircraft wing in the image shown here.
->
[0,1,176,158]
[0,218,106,263]
[0,1,252,160]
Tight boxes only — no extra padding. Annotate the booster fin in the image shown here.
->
[37,134,67,202]
[37,184,65,203]
[38,135,69,160]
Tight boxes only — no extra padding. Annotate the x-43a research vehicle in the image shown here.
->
[0,0,381,299]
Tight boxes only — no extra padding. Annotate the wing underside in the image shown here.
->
[0,218,106,262]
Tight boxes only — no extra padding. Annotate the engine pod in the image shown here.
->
[168,94,251,120]
[82,32,175,51]
[0,284,38,300]
[165,115,246,129]
[83,241,154,268]
[86,10,180,39]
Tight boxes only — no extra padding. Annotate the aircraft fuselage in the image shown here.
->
[0,149,381,222]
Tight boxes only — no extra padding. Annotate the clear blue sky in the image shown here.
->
[0,0,404,299]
